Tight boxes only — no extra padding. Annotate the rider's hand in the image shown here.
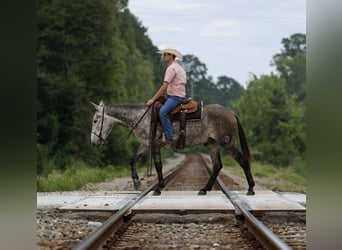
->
[146,99,154,107]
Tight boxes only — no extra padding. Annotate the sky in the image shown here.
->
[128,0,306,87]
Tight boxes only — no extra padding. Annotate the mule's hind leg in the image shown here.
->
[130,144,147,190]
[152,145,164,195]
[229,147,255,195]
[199,140,222,195]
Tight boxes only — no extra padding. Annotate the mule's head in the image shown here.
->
[90,100,114,147]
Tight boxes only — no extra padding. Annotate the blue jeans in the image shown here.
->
[159,96,185,142]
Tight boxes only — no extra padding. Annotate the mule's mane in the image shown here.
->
[105,103,148,127]
[107,103,146,109]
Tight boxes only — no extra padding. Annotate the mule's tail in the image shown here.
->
[234,114,251,170]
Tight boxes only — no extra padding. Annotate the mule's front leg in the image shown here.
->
[152,146,164,195]
[199,164,222,195]
[130,145,147,190]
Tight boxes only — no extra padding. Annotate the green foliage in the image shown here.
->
[37,0,306,188]
[182,55,210,100]
[272,33,306,102]
[221,152,239,167]
[215,76,244,106]
[221,154,306,192]
[37,161,132,192]
[250,161,306,192]
[230,34,306,167]
[181,55,244,106]
[37,0,161,173]
[292,157,306,177]
[232,75,305,166]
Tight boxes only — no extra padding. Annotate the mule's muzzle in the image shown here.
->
[91,141,100,147]
[90,133,103,147]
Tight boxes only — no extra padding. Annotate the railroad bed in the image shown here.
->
[108,213,263,249]
[37,153,306,249]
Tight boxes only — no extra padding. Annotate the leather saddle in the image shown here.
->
[170,97,197,115]
[155,96,202,120]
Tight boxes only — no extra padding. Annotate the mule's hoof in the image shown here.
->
[198,190,207,195]
[153,190,161,196]
[133,179,141,190]
[247,190,255,196]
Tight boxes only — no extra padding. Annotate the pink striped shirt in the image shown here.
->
[164,61,187,97]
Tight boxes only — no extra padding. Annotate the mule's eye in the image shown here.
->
[93,120,97,123]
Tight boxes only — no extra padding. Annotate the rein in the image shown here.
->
[101,105,151,147]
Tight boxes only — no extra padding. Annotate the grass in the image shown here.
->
[37,152,306,193]
[37,150,172,192]
[221,154,306,193]
[37,164,134,192]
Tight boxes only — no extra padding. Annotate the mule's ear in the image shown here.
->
[89,101,98,111]
[99,100,104,106]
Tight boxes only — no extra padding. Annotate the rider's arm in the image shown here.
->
[146,81,169,106]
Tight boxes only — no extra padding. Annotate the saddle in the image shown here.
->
[152,96,203,149]
[170,97,197,115]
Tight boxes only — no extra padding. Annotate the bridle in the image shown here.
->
[92,105,106,141]
[92,104,151,146]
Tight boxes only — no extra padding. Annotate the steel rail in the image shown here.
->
[199,153,291,250]
[73,159,185,250]
[216,177,291,250]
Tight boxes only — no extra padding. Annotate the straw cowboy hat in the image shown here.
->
[158,46,183,59]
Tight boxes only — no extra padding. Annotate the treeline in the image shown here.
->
[181,34,306,167]
[233,33,306,166]
[37,0,306,176]
[37,0,163,174]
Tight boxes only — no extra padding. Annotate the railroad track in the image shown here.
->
[72,153,306,250]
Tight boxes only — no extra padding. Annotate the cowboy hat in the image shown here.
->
[158,46,183,59]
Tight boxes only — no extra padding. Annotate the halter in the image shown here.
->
[93,105,151,146]
[92,105,106,141]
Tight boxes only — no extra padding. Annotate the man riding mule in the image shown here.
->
[152,96,201,150]
[90,100,256,196]
[146,46,187,148]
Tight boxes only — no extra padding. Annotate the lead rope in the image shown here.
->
[147,103,154,176]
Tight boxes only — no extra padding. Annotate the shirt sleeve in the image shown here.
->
[164,66,176,83]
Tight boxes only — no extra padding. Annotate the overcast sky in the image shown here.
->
[128,0,306,87]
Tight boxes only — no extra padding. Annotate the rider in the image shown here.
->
[146,46,187,147]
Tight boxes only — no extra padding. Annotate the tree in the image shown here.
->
[181,55,209,99]
[215,76,244,107]
[37,0,163,174]
[37,0,122,171]
[181,55,244,105]
[232,75,305,166]
[272,33,306,102]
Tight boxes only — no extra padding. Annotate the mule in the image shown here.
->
[90,100,255,195]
